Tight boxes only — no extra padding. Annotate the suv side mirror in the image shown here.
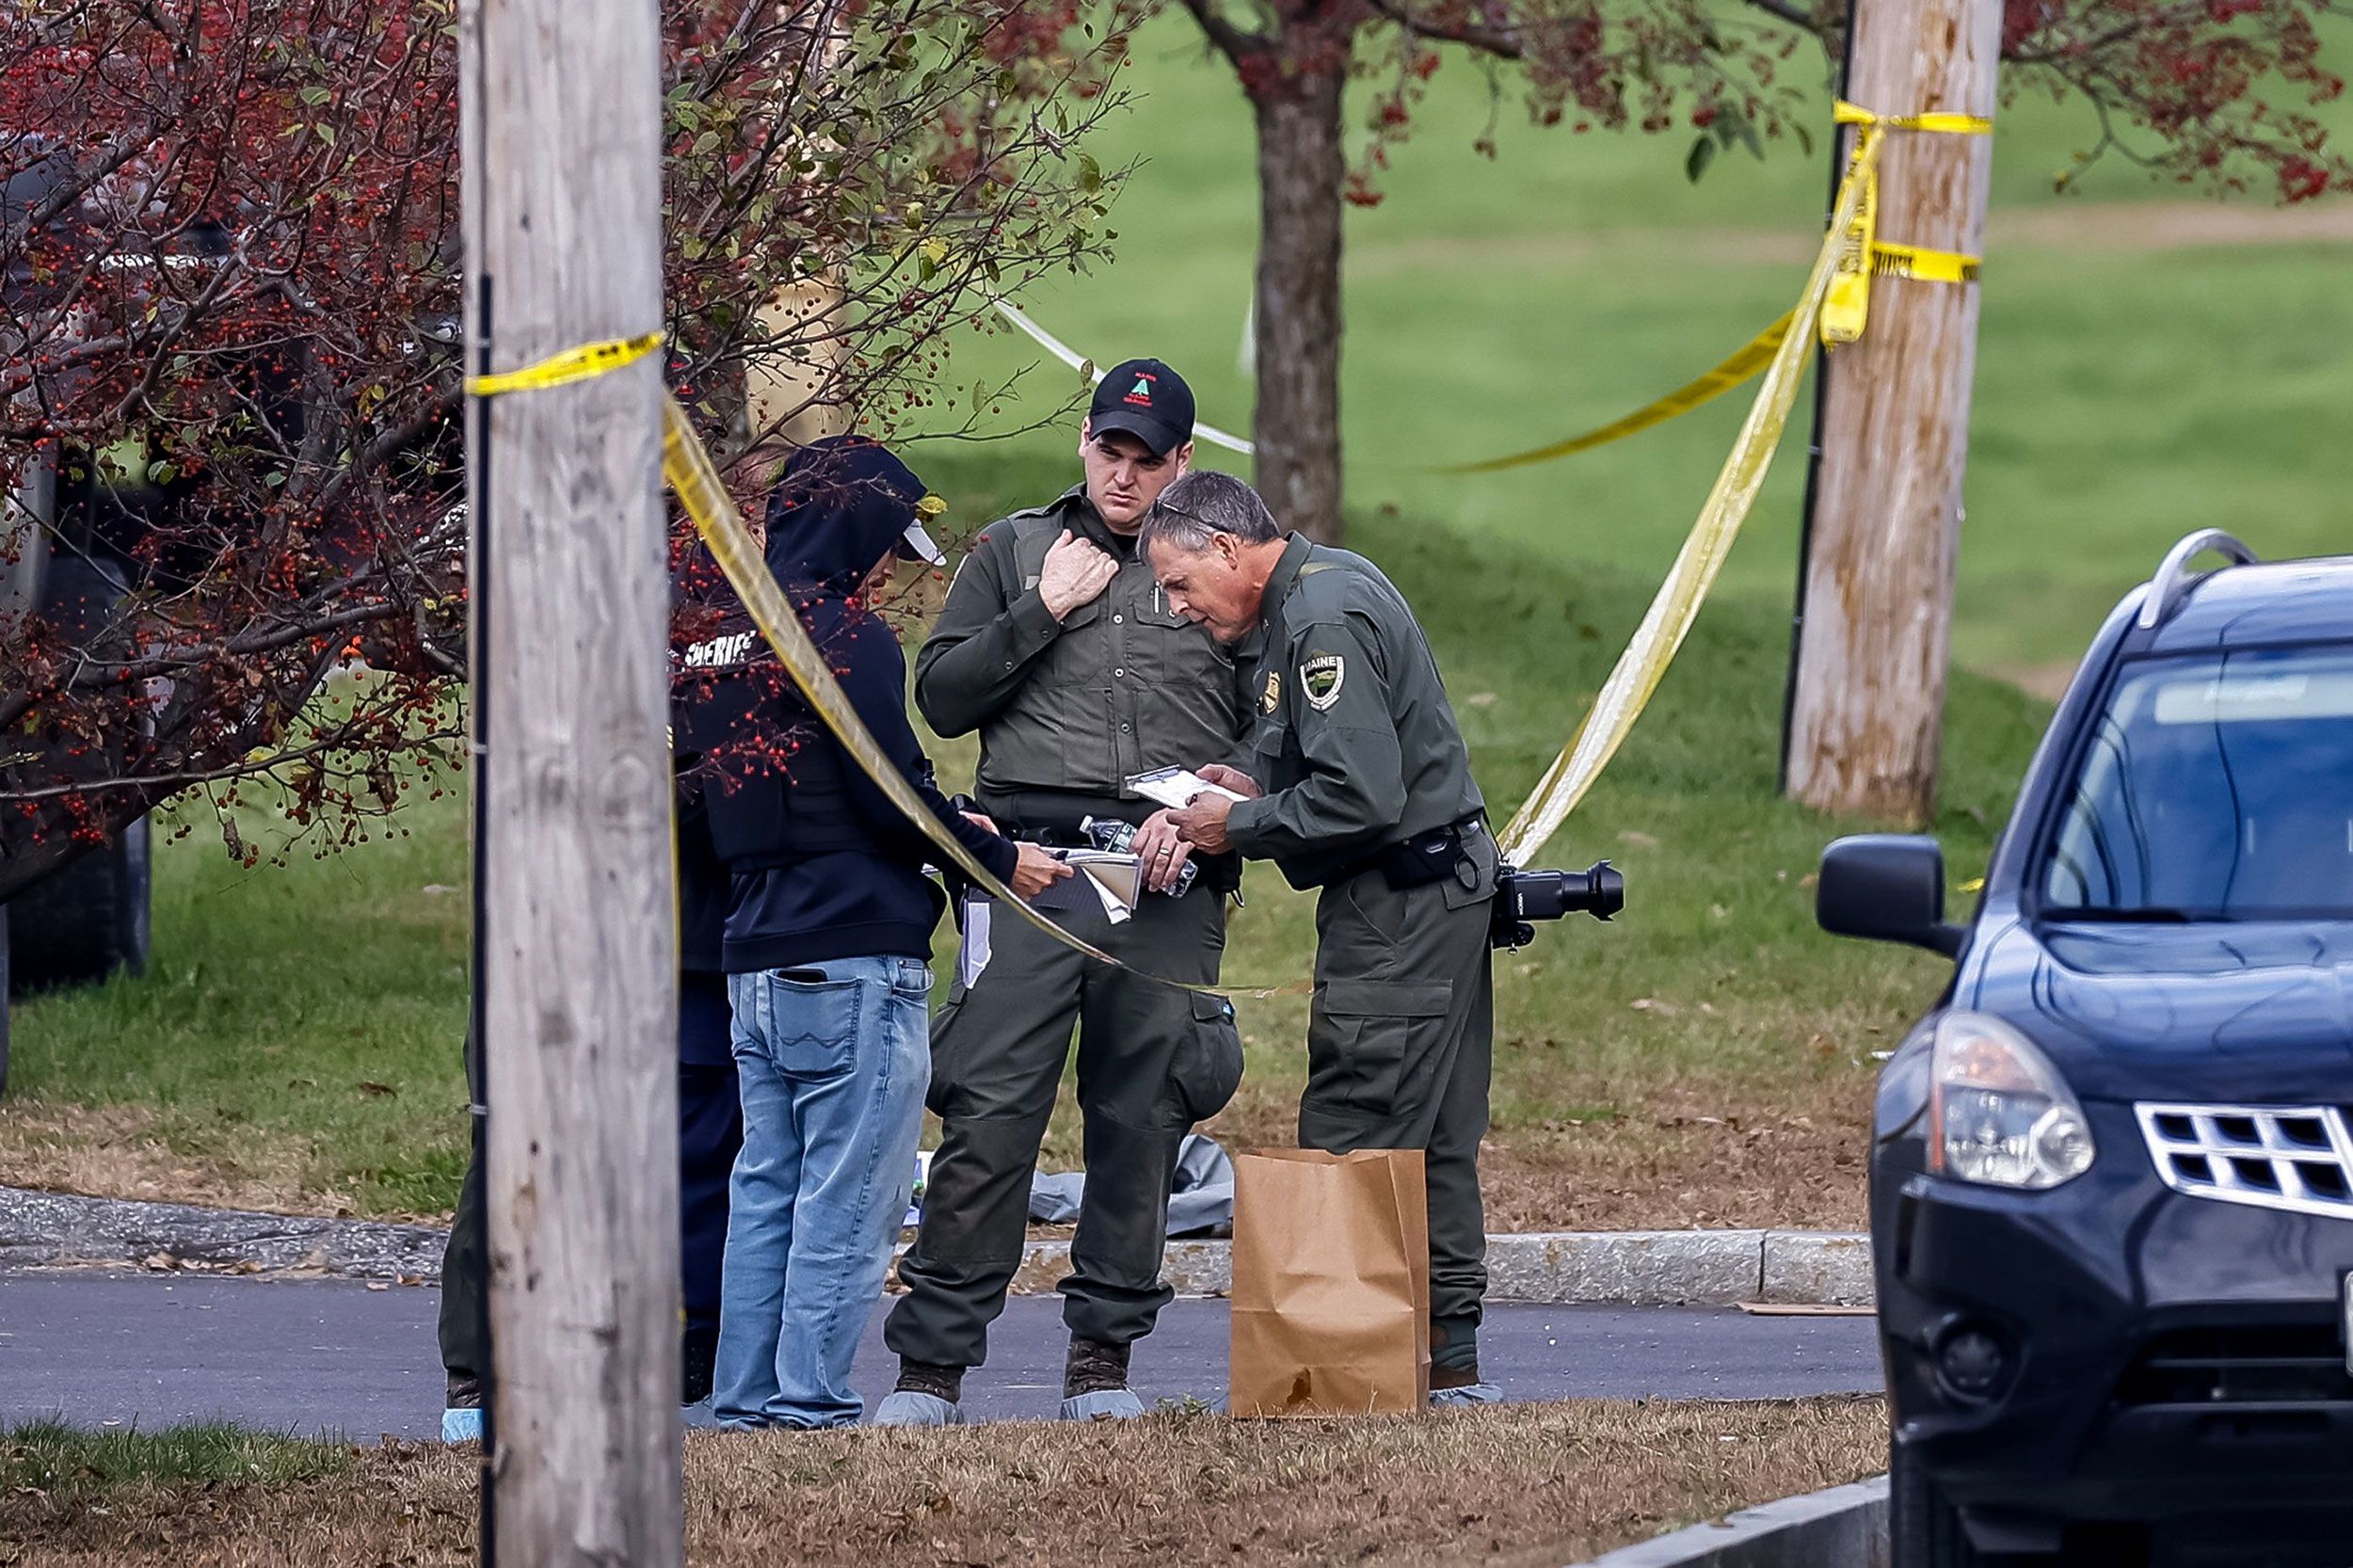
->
[1817,835,1966,959]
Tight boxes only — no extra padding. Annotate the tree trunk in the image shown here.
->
[1784,0,2000,824]
[1250,66,1346,543]
[460,0,681,1557]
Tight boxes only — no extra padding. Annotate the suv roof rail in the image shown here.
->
[2137,529,2261,631]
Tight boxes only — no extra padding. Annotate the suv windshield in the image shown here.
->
[2041,643,2353,920]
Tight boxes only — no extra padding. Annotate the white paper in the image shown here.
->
[1032,850,1140,924]
[1076,856,1139,925]
[956,894,993,989]
[1126,765,1249,811]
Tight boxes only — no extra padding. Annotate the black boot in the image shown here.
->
[1060,1337,1144,1420]
[894,1359,965,1402]
[871,1359,968,1426]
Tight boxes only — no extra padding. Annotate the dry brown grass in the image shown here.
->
[0,1099,379,1219]
[6,1068,1867,1234]
[1196,1070,1870,1235]
[0,1397,1885,1568]
[2,1066,1865,1235]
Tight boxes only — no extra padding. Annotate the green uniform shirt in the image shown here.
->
[1226,535,1485,890]
[916,488,1254,818]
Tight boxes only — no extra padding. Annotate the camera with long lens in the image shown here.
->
[1490,859,1625,950]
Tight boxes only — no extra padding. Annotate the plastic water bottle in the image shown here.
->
[1082,815,1196,897]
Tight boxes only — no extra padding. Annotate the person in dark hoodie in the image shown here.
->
[669,549,753,1410]
[683,436,1067,1430]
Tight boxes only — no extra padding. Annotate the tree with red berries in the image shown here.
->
[0,0,1128,904]
[1173,0,2347,541]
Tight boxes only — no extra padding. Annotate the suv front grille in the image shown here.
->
[2137,1103,2353,1221]
[2114,1325,2353,1407]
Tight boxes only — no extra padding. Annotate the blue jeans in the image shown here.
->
[714,955,932,1429]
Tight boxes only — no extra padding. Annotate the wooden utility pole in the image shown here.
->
[1783,0,2001,824]
[458,0,680,1559]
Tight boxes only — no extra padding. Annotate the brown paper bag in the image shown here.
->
[1229,1148,1430,1417]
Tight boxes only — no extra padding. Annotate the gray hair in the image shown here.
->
[1139,470,1282,553]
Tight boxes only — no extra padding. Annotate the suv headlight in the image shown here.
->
[1929,1013,2096,1190]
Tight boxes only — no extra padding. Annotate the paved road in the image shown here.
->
[0,1269,1879,1440]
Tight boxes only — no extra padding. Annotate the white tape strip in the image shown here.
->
[990,298,1256,456]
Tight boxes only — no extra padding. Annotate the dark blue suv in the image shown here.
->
[1817,533,2353,1568]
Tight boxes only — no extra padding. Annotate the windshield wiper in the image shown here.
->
[2039,905,2199,923]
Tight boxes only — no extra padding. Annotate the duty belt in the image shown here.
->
[1344,816,1487,890]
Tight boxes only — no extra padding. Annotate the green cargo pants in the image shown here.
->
[885,881,1243,1369]
[1301,825,1497,1374]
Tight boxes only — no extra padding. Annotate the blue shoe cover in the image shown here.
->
[871,1390,966,1427]
[1429,1382,1503,1408]
[1058,1387,1145,1421]
[441,1406,485,1443]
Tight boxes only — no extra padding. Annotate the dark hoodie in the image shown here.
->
[676,438,1016,973]
[669,543,737,977]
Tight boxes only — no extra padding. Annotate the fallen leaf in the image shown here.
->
[357,1081,397,1097]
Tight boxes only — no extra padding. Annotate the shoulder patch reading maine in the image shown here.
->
[1301,653,1345,711]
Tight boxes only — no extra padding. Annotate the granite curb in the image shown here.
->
[0,1185,1877,1306]
[0,1184,446,1281]
[1568,1477,1889,1567]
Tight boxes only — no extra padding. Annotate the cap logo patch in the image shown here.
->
[1260,669,1282,714]
[1302,654,1345,710]
[1125,374,1155,408]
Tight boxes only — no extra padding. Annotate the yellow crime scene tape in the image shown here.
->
[1452,102,1986,473]
[1442,312,1798,475]
[463,330,664,397]
[1490,104,1990,863]
[1497,122,1890,864]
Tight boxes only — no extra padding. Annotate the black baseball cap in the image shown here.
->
[1088,359,1195,457]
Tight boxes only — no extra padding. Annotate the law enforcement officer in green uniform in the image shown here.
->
[1138,470,1503,1405]
[876,360,1254,1425]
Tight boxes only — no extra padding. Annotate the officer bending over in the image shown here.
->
[1139,471,1503,1405]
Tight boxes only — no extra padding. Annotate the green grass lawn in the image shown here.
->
[3,12,2343,1226]
[1,1420,351,1512]
[2,789,471,1218]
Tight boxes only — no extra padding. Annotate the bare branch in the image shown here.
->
[1734,0,1819,35]
[1176,0,1269,62]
